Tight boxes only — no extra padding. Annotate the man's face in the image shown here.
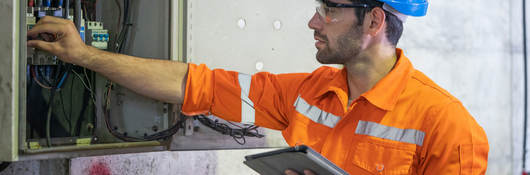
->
[309,0,365,64]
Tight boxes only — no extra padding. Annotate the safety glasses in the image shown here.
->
[315,0,373,23]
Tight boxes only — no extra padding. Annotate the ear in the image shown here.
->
[363,7,386,36]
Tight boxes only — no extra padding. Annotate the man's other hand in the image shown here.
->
[284,169,316,175]
[27,16,91,66]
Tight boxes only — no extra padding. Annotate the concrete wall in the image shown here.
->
[68,150,275,175]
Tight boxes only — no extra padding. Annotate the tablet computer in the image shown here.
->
[243,145,349,175]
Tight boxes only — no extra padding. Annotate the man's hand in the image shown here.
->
[27,16,91,66]
[284,169,316,175]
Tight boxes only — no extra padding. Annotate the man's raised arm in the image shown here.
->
[27,16,188,104]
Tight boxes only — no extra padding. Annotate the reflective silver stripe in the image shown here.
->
[238,73,255,124]
[355,120,425,146]
[294,96,341,128]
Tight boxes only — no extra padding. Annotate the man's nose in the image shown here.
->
[308,12,323,31]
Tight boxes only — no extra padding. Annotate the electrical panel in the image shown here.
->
[0,0,179,162]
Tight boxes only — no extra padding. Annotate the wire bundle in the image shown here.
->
[103,82,183,142]
[195,115,264,145]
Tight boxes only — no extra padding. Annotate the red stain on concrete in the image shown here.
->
[89,162,111,175]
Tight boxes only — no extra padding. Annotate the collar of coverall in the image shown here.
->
[382,3,408,22]
[314,48,413,112]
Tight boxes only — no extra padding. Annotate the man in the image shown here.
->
[28,0,489,174]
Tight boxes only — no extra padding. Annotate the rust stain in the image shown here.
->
[89,162,111,175]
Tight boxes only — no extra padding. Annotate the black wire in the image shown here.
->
[116,0,131,53]
[195,115,264,145]
[45,90,56,147]
[74,0,81,30]
[523,0,528,172]
[103,106,183,142]
[90,70,97,134]
[59,90,72,136]
[44,0,78,146]
[100,0,180,142]
[64,0,69,18]
[102,82,182,141]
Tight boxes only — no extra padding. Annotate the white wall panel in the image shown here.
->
[187,0,320,74]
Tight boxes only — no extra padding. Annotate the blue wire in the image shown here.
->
[56,72,68,89]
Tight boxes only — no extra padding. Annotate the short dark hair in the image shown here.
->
[349,0,403,46]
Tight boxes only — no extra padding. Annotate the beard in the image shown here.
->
[316,25,363,64]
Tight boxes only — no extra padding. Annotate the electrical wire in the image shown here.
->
[102,82,183,141]
[83,68,93,92]
[115,0,131,53]
[44,0,80,147]
[114,0,122,32]
[64,0,69,18]
[98,0,182,142]
[45,90,56,146]
[195,115,264,145]
[59,90,73,136]
[74,0,81,30]
[31,66,52,89]
[35,66,53,86]
[71,69,96,105]
[56,71,68,89]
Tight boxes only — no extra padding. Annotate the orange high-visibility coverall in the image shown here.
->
[182,49,489,174]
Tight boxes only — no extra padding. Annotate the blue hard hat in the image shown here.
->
[377,0,428,17]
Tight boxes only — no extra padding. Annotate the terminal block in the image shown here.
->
[86,21,109,50]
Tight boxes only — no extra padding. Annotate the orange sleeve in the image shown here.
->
[182,64,214,116]
[418,102,489,175]
[182,63,308,130]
